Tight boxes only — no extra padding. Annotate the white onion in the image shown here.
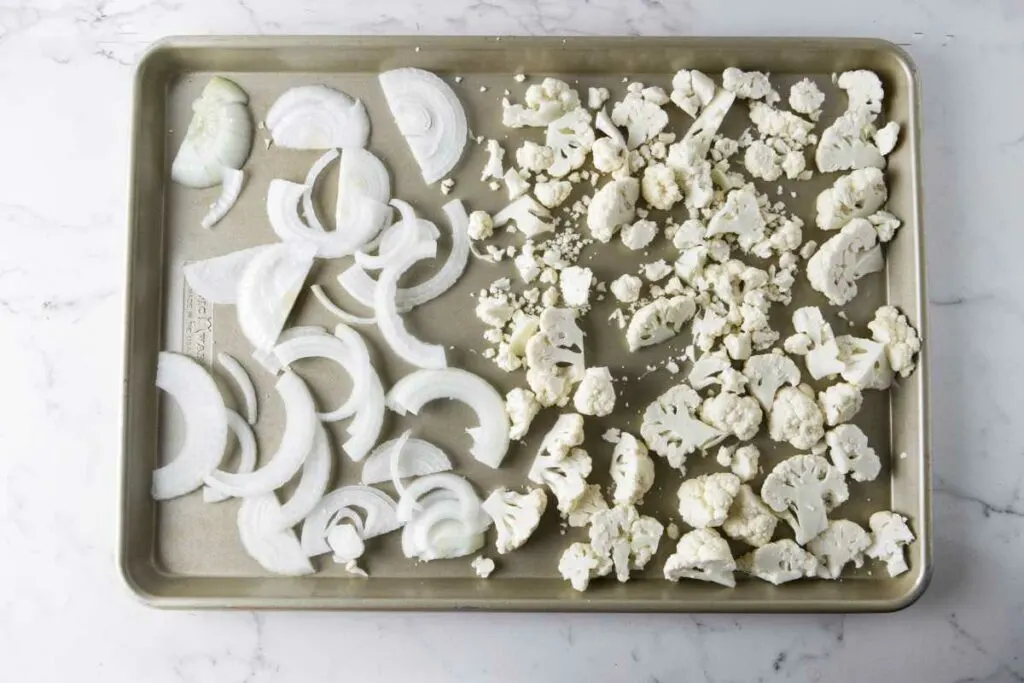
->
[341,367,385,462]
[387,368,510,468]
[202,409,257,503]
[171,77,252,189]
[301,149,339,233]
[204,370,317,496]
[275,422,333,530]
[235,241,316,353]
[396,473,482,523]
[238,493,314,576]
[216,352,257,424]
[376,240,448,370]
[337,148,392,233]
[200,167,245,229]
[266,85,370,150]
[183,245,269,305]
[388,430,413,497]
[360,437,453,485]
[373,217,440,254]
[379,68,468,184]
[250,325,328,374]
[398,476,491,562]
[300,486,402,557]
[272,330,368,422]
[354,199,422,271]
[310,284,375,325]
[152,352,228,501]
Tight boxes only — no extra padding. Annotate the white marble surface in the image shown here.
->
[1,0,1022,680]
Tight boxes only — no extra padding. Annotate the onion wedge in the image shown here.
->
[183,245,270,305]
[300,486,402,557]
[152,352,228,501]
[387,368,510,468]
[202,409,257,503]
[266,85,370,150]
[216,352,257,424]
[379,68,468,184]
[204,370,317,497]
[238,494,314,576]
[273,331,369,422]
[172,77,252,189]
[376,240,448,370]
[301,149,339,233]
[275,422,333,530]
[236,241,316,353]
[360,437,453,485]
[310,284,375,326]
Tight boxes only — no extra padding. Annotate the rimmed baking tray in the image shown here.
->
[119,36,929,611]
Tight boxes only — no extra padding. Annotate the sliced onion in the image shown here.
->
[341,367,385,462]
[200,167,245,229]
[203,409,257,503]
[376,240,448,370]
[360,437,453,485]
[389,430,413,497]
[379,68,468,184]
[310,284,375,325]
[236,241,316,353]
[301,149,339,233]
[183,245,270,305]
[275,422,333,530]
[338,148,392,233]
[387,368,510,468]
[238,493,314,576]
[354,199,423,271]
[272,331,369,422]
[266,85,370,150]
[376,218,440,253]
[396,472,481,523]
[216,352,257,424]
[204,370,317,496]
[152,352,228,500]
[172,77,252,189]
[401,499,486,561]
[250,325,329,374]
[300,485,401,557]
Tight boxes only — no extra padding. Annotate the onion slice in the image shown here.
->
[379,68,468,184]
[300,485,402,557]
[236,241,316,353]
[238,493,314,576]
[310,284,375,325]
[354,199,423,271]
[398,476,491,562]
[216,352,257,424]
[266,85,370,150]
[301,149,339,233]
[360,437,453,485]
[387,368,510,468]
[341,367,385,462]
[376,240,448,370]
[172,77,252,189]
[338,148,392,232]
[152,352,228,501]
[204,370,317,497]
[202,409,257,503]
[275,422,333,530]
[396,472,482,523]
[183,245,269,305]
[200,167,245,229]
[388,430,413,497]
[272,331,369,422]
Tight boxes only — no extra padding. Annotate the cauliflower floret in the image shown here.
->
[481,139,505,181]
[505,387,541,440]
[873,121,900,156]
[867,305,922,378]
[559,542,613,591]
[589,504,664,582]
[743,353,801,410]
[818,382,863,426]
[781,150,807,180]
[559,265,593,308]
[587,177,639,242]
[737,539,819,585]
[789,306,845,380]
[722,67,772,100]
[471,555,495,578]
[626,296,697,351]
[528,445,592,516]
[677,472,741,529]
[866,511,915,577]
[716,444,760,482]
[789,78,825,119]
[621,219,658,251]
[482,487,548,554]
[467,210,494,240]
[816,167,888,231]
[825,423,881,482]
[700,392,763,441]
[722,484,777,547]
[807,519,871,579]
[610,432,655,505]
[749,102,815,147]
[573,366,616,417]
[807,219,884,306]
[743,140,783,181]
[546,108,596,178]
[524,308,586,407]
[670,68,716,117]
[641,162,683,210]
[611,91,669,148]
[868,210,902,242]
[494,195,554,238]
[663,528,736,587]
[566,483,609,528]
[838,70,884,114]
[724,332,753,360]
[502,77,580,127]
[815,107,884,173]
[769,385,825,449]
[588,86,610,110]
[513,243,542,283]
[516,141,555,172]
[687,354,730,390]
[836,334,894,390]
[610,274,642,303]
[503,168,530,200]
[761,454,850,545]
[534,179,572,209]
[705,184,766,252]
[591,136,628,174]
[641,384,726,472]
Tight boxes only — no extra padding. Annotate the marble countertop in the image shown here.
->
[1,0,1022,680]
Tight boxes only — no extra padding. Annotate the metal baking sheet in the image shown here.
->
[119,36,929,611]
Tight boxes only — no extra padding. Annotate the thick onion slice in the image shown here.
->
[301,149,339,233]
[152,352,228,501]
[202,409,257,504]
[183,245,269,305]
[204,370,317,496]
[272,331,369,422]
[200,167,245,229]
[275,422,333,530]
[398,478,491,562]
[379,68,468,184]
[266,85,370,150]
[300,485,402,557]
[171,77,252,189]
[396,472,482,523]
[310,284,375,325]
[387,368,510,468]
[360,437,453,485]
[376,240,448,370]
[238,494,314,576]
[236,241,316,353]
[217,352,257,424]
[338,148,392,231]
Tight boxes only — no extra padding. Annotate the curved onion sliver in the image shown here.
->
[300,485,401,557]
[354,199,423,271]
[376,240,447,370]
[273,331,369,422]
[200,167,245,229]
[301,149,339,233]
[341,368,385,462]
[216,352,257,424]
[360,437,453,485]
[275,422,333,530]
[202,409,257,504]
[236,241,316,353]
[183,245,269,305]
[310,284,375,326]
[266,85,370,150]
[238,493,314,576]
[396,472,481,523]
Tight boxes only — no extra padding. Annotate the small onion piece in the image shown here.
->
[301,149,339,233]
[152,352,228,501]
[202,409,257,503]
[387,368,510,468]
[274,422,333,530]
[171,77,252,189]
[238,493,314,576]
[354,199,423,271]
[200,167,245,229]
[272,330,369,422]
[375,240,448,370]
[300,485,402,557]
[388,430,414,497]
[216,352,257,424]
[310,284,375,326]
[183,245,270,305]
[360,437,453,485]
[236,241,316,353]
[266,85,370,150]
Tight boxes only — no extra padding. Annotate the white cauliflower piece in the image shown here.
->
[566,483,609,528]
[790,306,845,380]
[528,444,591,516]
[724,332,753,360]
[611,91,669,149]
[749,102,815,147]
[516,141,555,172]
[807,519,871,579]
[738,539,819,585]
[761,454,849,544]
[534,179,572,209]
[815,107,884,172]
[573,366,616,417]
[866,511,915,577]
[716,444,760,482]
[641,384,726,472]
[591,136,627,174]
[641,163,683,210]
[505,387,541,440]
[781,150,807,180]
[838,70,884,114]
[621,219,658,250]
[475,294,514,327]
[467,210,494,240]
[722,484,777,547]
[700,392,763,441]
[769,385,826,449]
[687,354,730,390]
[807,219,884,306]
[610,432,655,505]
[545,108,595,177]
[503,168,530,200]
[502,77,580,127]
[825,423,881,482]
[508,311,538,356]
[789,78,825,118]
[471,556,495,578]
[626,296,697,351]
[587,86,610,110]
[836,334,894,390]
[722,67,771,100]
[481,139,505,181]
[663,528,736,587]
[494,195,554,238]
[559,266,593,308]
[815,167,888,231]
[743,353,802,410]
[868,210,902,243]
[705,184,766,252]
[818,382,863,426]
[743,140,782,181]
[610,274,642,303]
[559,542,612,591]
[670,68,716,116]
[867,305,922,378]
[589,504,664,582]
[874,121,900,156]
[587,177,639,242]
[524,308,586,407]
[482,487,548,554]
[677,473,741,529]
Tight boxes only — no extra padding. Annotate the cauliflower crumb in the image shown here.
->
[471,556,495,578]
[610,274,642,303]
[573,367,617,417]
[467,210,494,240]
[621,219,658,251]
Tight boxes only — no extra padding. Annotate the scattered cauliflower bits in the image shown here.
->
[461,70,919,591]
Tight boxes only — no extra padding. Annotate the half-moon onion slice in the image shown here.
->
[375,240,448,370]
[235,241,316,353]
[216,352,257,424]
[360,437,453,485]
[266,85,370,150]
[202,409,257,504]
[238,493,314,576]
